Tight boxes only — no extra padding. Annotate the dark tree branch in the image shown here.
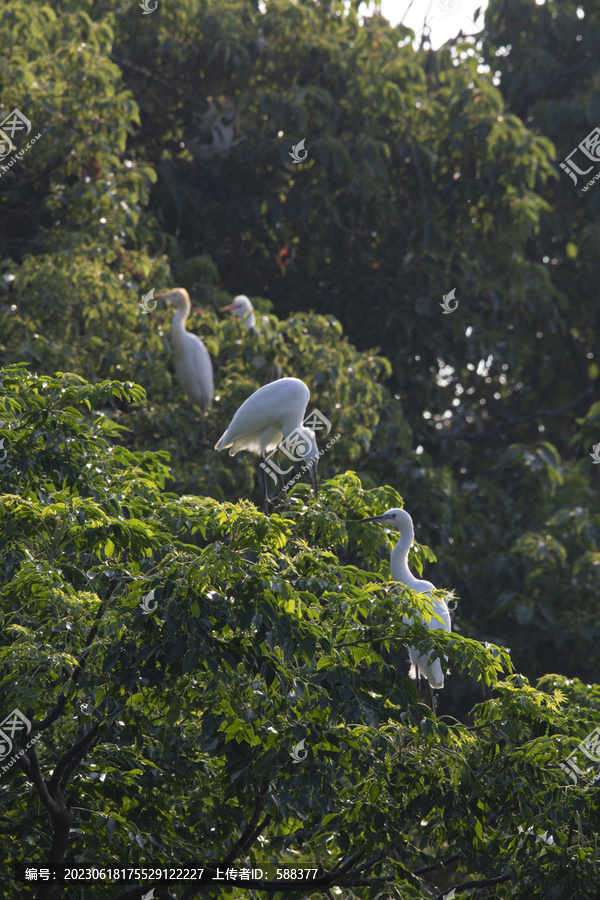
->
[31,572,123,731]
[433,873,511,899]
[14,748,33,780]
[48,723,100,793]
[413,851,462,875]
[222,777,270,865]
[23,749,60,816]
[337,842,396,881]
[330,846,369,877]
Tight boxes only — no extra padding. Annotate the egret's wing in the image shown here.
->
[174,332,213,412]
[215,378,309,453]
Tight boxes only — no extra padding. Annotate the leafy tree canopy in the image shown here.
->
[0,0,599,896]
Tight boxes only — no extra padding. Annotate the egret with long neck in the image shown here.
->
[155,288,213,413]
[358,507,451,696]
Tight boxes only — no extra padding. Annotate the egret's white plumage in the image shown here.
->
[156,288,213,413]
[222,295,283,381]
[358,508,451,689]
[215,377,318,496]
[222,295,257,330]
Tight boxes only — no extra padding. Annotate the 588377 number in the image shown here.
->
[276,869,318,879]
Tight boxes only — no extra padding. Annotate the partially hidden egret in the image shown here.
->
[222,295,282,382]
[155,288,213,413]
[358,508,451,698]
[215,377,318,501]
[222,295,257,330]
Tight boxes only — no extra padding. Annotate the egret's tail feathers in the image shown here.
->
[426,658,444,690]
[408,646,446,689]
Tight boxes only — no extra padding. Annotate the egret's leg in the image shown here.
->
[276,448,288,498]
[258,455,270,510]
[429,685,437,718]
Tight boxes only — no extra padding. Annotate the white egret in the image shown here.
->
[357,508,451,700]
[222,295,284,381]
[215,377,318,501]
[155,288,213,413]
[222,295,257,330]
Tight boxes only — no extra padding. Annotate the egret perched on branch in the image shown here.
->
[357,508,451,703]
[215,377,318,501]
[223,295,282,382]
[222,295,257,330]
[155,288,213,413]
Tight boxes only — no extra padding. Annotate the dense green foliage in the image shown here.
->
[0,0,599,896]
[1,369,599,900]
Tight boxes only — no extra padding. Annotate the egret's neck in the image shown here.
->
[390,530,414,583]
[172,302,190,332]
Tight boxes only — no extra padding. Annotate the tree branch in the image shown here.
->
[48,723,100,793]
[330,846,369,877]
[337,842,396,881]
[222,777,270,865]
[31,572,123,731]
[23,749,60,816]
[413,852,461,875]
[433,873,511,899]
